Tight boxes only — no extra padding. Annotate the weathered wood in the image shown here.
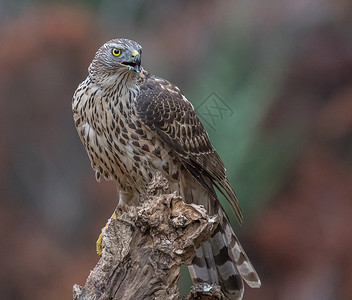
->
[186,283,226,300]
[73,172,223,300]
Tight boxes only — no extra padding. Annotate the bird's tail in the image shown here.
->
[175,172,261,298]
[188,207,261,299]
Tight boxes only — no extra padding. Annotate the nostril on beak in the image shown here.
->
[131,50,139,59]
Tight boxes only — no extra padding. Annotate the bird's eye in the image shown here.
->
[112,48,121,56]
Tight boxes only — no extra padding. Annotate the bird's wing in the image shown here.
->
[136,72,243,223]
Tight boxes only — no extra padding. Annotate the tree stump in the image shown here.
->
[73,172,223,300]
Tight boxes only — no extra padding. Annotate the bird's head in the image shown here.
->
[89,38,142,82]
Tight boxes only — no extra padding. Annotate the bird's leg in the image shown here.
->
[96,190,135,255]
[117,189,139,207]
[96,210,117,255]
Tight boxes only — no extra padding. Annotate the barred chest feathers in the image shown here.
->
[72,70,177,194]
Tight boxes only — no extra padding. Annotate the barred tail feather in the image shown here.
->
[177,172,261,297]
[189,219,260,299]
[188,231,244,300]
[189,242,219,284]
[211,224,245,299]
[217,208,262,288]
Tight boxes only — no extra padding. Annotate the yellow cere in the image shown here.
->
[131,50,139,58]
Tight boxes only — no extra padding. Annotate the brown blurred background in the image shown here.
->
[0,1,352,299]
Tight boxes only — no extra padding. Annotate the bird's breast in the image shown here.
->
[73,80,182,194]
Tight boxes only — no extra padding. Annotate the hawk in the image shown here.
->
[72,38,261,299]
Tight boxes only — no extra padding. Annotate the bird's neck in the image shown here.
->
[88,60,140,89]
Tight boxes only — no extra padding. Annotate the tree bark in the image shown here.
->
[73,172,223,300]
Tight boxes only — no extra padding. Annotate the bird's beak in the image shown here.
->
[131,50,141,72]
[121,50,141,72]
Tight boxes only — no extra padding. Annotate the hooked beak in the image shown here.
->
[121,49,141,72]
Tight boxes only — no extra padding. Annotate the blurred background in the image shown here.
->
[1,0,352,299]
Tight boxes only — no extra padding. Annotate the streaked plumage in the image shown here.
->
[72,38,261,299]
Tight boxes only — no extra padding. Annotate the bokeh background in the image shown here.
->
[1,0,352,299]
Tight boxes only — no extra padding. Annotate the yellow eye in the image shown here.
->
[112,48,121,56]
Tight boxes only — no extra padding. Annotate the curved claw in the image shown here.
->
[96,210,118,256]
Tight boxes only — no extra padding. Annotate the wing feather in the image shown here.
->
[136,72,243,223]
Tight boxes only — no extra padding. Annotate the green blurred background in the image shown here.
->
[1,0,352,299]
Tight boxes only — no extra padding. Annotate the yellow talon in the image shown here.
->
[96,210,118,256]
[96,232,103,256]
